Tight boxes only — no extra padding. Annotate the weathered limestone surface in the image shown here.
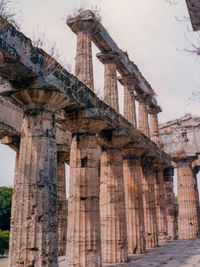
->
[186,0,200,31]
[150,112,159,145]
[69,19,97,90]
[57,152,67,257]
[118,76,137,127]
[123,146,145,254]
[193,167,200,231]
[10,107,59,267]
[160,115,200,240]
[141,160,158,249]
[176,158,199,239]
[163,167,176,240]
[8,152,19,267]
[0,19,171,267]
[159,114,200,158]
[67,10,160,111]
[67,132,102,267]
[154,169,168,245]
[100,144,128,263]
[138,99,150,138]
[97,52,119,113]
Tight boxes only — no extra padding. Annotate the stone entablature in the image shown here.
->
[159,114,200,160]
[67,10,161,113]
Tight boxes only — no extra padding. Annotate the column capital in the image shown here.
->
[174,156,198,167]
[117,75,136,86]
[98,129,132,149]
[67,16,100,35]
[8,87,69,113]
[96,51,120,64]
[57,109,107,134]
[136,93,150,104]
[149,106,162,115]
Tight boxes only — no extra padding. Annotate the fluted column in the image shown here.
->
[6,88,68,267]
[138,97,150,138]
[177,158,199,239]
[123,146,145,254]
[141,160,158,248]
[9,151,19,267]
[100,145,128,263]
[67,19,98,90]
[97,51,119,112]
[66,132,102,267]
[163,167,176,240]
[118,76,137,127]
[149,109,160,145]
[154,168,168,244]
[193,167,200,231]
[57,152,67,256]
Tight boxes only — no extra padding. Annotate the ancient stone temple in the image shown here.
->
[160,115,200,240]
[0,7,184,267]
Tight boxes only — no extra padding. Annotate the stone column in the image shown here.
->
[8,151,19,267]
[7,88,68,267]
[64,111,105,267]
[100,133,128,264]
[193,167,200,231]
[141,159,158,248]
[57,151,68,256]
[123,146,145,254]
[149,109,160,145]
[154,167,168,245]
[67,19,98,90]
[176,158,199,239]
[138,96,150,138]
[118,76,137,127]
[163,167,176,240]
[97,51,120,112]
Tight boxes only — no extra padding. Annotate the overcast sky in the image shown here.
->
[0,0,199,192]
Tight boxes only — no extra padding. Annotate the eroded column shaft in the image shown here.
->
[104,63,119,112]
[118,76,137,127]
[100,147,128,263]
[141,165,158,248]
[66,133,102,267]
[163,167,176,240]
[150,113,159,144]
[177,160,199,239]
[57,153,67,256]
[76,31,94,90]
[154,171,168,244]
[9,109,58,267]
[9,153,19,267]
[97,52,119,113]
[138,101,150,138]
[123,155,145,254]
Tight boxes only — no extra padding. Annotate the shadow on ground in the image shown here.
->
[1,238,200,267]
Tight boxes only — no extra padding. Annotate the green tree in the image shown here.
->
[0,187,13,230]
[0,230,9,257]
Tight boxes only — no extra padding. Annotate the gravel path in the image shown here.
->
[1,238,200,267]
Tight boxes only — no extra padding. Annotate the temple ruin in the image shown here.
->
[0,1,199,266]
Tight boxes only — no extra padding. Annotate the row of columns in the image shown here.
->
[6,116,174,267]
[4,14,198,267]
[73,19,160,142]
[66,18,172,266]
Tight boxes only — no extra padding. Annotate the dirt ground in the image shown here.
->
[1,238,200,267]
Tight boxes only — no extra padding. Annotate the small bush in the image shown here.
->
[0,230,9,258]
